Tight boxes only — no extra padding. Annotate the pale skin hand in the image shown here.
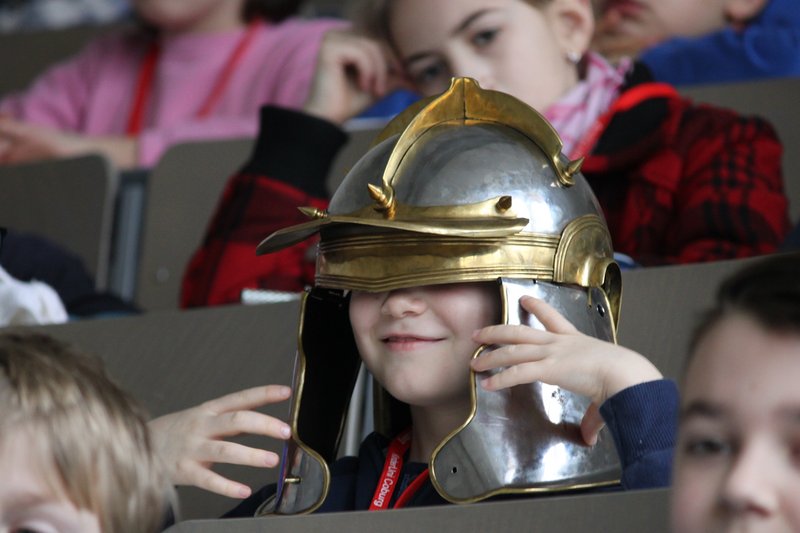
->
[148,385,293,499]
[470,296,662,446]
[302,30,412,125]
[0,116,137,169]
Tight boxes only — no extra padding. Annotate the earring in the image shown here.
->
[566,51,582,64]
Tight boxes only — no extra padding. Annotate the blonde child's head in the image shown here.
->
[671,253,800,532]
[0,333,173,533]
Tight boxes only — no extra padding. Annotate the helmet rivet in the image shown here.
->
[495,196,513,213]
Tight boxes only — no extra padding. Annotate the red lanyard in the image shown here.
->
[126,19,262,135]
[570,82,678,159]
[369,428,430,510]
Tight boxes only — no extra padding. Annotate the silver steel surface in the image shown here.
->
[432,279,621,501]
[270,442,327,515]
[330,123,604,236]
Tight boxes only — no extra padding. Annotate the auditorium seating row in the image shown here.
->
[11,255,749,523]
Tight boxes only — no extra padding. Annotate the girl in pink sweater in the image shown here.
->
[0,0,344,168]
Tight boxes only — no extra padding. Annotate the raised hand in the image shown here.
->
[303,30,411,125]
[470,296,662,444]
[148,385,293,499]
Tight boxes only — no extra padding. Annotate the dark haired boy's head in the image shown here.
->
[688,252,800,356]
[672,253,800,533]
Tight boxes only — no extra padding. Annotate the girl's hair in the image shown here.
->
[350,0,552,42]
[244,0,305,22]
[0,333,174,533]
[688,253,800,356]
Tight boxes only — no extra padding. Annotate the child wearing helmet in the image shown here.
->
[156,79,678,514]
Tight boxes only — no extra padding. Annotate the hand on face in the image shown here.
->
[0,117,137,168]
[303,30,413,125]
[470,296,662,445]
[147,384,292,499]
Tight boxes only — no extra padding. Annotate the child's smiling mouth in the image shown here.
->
[382,335,444,351]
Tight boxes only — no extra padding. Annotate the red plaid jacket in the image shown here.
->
[182,70,791,306]
[180,107,340,307]
[582,67,790,265]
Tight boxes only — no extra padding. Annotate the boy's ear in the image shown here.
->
[547,0,595,58]
[724,0,769,24]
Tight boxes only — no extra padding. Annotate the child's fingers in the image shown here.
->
[472,323,553,346]
[0,138,12,162]
[202,384,292,414]
[179,462,253,499]
[384,52,413,91]
[520,296,579,334]
[580,404,606,446]
[340,44,377,92]
[478,362,543,391]
[0,117,44,142]
[322,33,384,94]
[208,410,291,440]
[470,344,548,372]
[197,439,281,469]
[363,39,389,94]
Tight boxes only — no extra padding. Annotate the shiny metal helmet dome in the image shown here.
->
[257,78,622,515]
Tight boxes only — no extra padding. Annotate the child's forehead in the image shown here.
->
[684,315,800,412]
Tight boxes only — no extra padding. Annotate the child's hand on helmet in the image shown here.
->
[470,296,662,446]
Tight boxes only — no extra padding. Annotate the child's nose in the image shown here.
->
[718,441,779,518]
[380,289,427,317]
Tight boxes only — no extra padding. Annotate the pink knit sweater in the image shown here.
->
[0,17,345,167]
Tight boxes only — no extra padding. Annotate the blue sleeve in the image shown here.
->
[599,379,678,490]
[640,25,800,85]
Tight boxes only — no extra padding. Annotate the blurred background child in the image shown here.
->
[671,252,800,531]
[0,0,344,169]
[0,332,173,532]
[593,0,800,85]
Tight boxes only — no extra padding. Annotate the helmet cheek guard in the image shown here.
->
[257,78,623,513]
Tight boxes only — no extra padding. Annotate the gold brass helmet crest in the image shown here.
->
[257,77,620,329]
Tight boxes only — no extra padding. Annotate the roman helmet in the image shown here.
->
[256,78,622,514]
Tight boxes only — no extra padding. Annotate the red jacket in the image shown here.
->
[582,67,790,265]
[180,107,339,307]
